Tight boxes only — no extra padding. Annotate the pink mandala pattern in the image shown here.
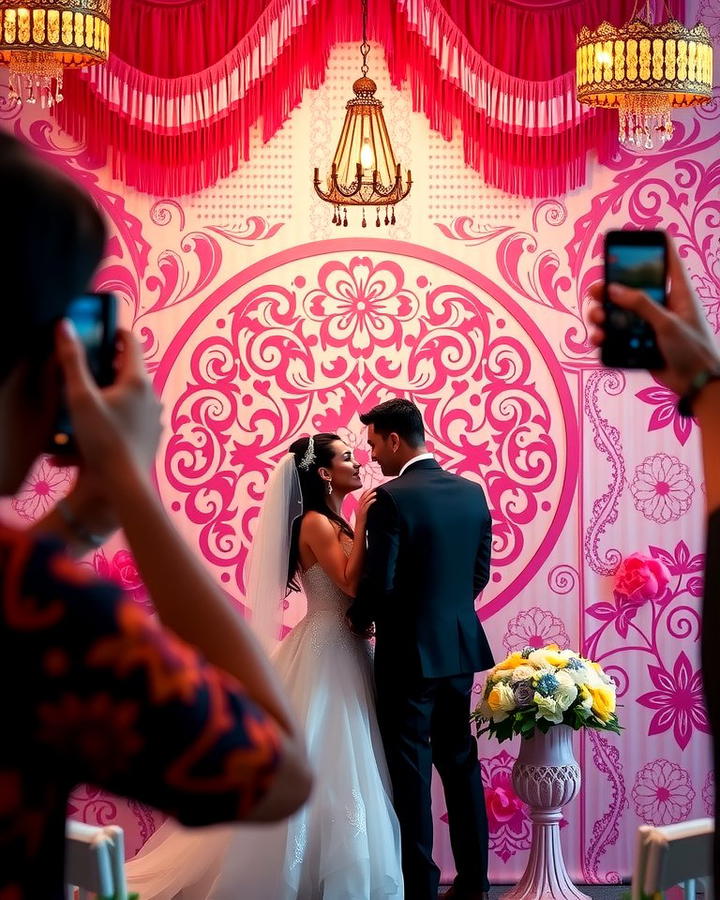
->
[154,241,577,623]
[630,453,695,524]
[303,257,420,357]
[480,749,531,862]
[502,607,570,654]
[632,759,695,825]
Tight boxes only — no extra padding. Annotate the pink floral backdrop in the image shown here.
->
[1,5,719,884]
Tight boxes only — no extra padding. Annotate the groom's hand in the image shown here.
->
[346,613,375,639]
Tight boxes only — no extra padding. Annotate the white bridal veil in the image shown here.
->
[246,452,304,654]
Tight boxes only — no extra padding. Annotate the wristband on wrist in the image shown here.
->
[677,366,720,418]
[56,498,106,549]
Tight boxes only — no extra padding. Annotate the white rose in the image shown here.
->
[534,693,564,724]
[555,670,575,688]
[583,666,604,688]
[528,649,553,668]
[554,682,578,712]
[511,665,536,683]
[566,664,592,686]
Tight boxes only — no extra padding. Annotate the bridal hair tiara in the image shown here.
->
[298,436,316,471]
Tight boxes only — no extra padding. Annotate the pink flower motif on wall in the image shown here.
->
[630,453,695,524]
[480,750,531,861]
[702,770,714,816]
[11,458,72,522]
[586,592,646,639]
[304,257,419,357]
[632,759,695,825]
[636,378,695,447]
[649,540,704,578]
[502,607,570,654]
[636,652,710,750]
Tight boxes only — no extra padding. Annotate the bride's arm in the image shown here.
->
[301,493,375,595]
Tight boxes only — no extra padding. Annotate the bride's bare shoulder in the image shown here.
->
[300,511,341,538]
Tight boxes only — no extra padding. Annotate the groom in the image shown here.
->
[349,398,494,900]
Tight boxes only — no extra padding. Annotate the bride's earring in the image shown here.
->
[327,481,333,496]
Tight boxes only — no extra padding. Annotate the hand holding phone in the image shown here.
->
[602,229,668,369]
[50,292,117,455]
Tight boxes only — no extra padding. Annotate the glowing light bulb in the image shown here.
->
[360,138,374,170]
[596,50,612,65]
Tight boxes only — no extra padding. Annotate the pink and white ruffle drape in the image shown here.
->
[56,0,684,198]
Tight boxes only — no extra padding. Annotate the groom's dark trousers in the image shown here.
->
[349,459,494,900]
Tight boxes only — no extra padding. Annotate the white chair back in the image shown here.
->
[631,817,714,900]
[65,820,128,900]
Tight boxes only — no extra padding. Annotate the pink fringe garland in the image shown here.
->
[54,0,685,198]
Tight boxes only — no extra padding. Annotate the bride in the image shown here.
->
[126,433,404,899]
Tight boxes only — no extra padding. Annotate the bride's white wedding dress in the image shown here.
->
[126,558,403,899]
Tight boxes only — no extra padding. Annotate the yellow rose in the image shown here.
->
[487,682,516,718]
[494,652,527,672]
[587,684,616,722]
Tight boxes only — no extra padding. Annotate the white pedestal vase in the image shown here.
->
[500,725,590,900]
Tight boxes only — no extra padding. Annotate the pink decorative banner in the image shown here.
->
[55,0,684,197]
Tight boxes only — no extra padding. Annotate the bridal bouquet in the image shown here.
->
[472,644,621,742]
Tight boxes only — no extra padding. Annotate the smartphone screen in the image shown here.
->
[603,230,667,369]
[50,293,117,454]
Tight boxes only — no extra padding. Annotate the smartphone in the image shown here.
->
[49,292,117,454]
[602,229,668,369]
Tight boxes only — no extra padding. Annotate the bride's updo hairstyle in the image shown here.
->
[287,433,354,591]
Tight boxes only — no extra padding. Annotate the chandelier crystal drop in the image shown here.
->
[313,0,411,225]
[0,1,111,107]
[576,3,712,150]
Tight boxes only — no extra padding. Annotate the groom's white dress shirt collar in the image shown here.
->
[399,453,435,477]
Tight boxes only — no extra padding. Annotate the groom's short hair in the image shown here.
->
[360,398,425,447]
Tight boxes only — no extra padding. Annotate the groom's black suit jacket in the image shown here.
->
[349,459,494,679]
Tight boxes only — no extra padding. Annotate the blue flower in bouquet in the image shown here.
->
[565,658,584,671]
[535,673,559,697]
[513,681,535,707]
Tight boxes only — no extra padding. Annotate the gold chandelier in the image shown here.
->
[313,0,411,227]
[576,2,712,149]
[0,1,110,107]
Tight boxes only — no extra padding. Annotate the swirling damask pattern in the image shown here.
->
[155,243,576,622]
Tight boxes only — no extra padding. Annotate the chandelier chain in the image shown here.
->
[360,0,369,76]
[630,0,677,22]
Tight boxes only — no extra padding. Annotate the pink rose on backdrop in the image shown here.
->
[614,553,670,602]
[11,458,72,521]
[478,750,531,862]
[630,453,695,524]
[632,759,695,825]
[502,607,570,654]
